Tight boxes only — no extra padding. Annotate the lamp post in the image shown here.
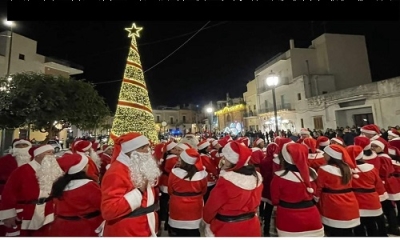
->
[266,71,279,134]
[206,107,213,135]
[161,121,167,136]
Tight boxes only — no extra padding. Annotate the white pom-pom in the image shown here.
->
[307,187,314,193]
[353,174,359,179]
[105,164,111,170]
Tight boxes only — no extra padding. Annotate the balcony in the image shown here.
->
[257,77,290,94]
[243,111,258,118]
[259,103,294,114]
[44,57,84,75]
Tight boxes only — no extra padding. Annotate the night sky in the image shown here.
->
[1,11,400,113]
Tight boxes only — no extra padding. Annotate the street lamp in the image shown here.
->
[266,71,279,134]
[161,121,167,135]
[3,20,14,79]
[206,107,213,134]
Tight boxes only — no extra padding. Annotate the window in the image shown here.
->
[354,113,374,127]
[301,118,304,128]
[253,105,256,110]
[281,95,285,106]
[182,116,186,123]
[313,116,324,130]
[297,93,301,100]
[170,117,173,124]
[156,116,160,122]
[19,54,25,60]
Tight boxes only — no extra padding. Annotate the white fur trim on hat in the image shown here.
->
[198,141,209,150]
[281,143,294,164]
[121,135,149,153]
[355,151,364,161]
[82,142,92,152]
[255,138,264,146]
[69,155,89,174]
[177,143,189,150]
[34,144,54,157]
[180,150,197,165]
[221,142,239,164]
[388,130,399,138]
[324,146,342,160]
[360,128,378,135]
[371,140,385,150]
[13,139,32,148]
[331,138,343,145]
[166,142,178,151]
[319,140,330,147]
[211,140,218,147]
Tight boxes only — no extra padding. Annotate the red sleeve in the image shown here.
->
[164,157,178,174]
[167,173,176,195]
[87,181,102,210]
[315,168,326,198]
[373,168,387,199]
[203,179,228,224]
[270,175,280,206]
[202,156,218,177]
[201,178,208,195]
[0,168,22,220]
[87,160,100,183]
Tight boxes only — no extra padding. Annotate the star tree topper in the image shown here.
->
[125,23,143,38]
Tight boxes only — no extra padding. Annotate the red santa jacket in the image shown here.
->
[100,153,112,180]
[159,154,178,193]
[0,154,19,200]
[0,161,54,234]
[377,153,400,201]
[363,152,381,171]
[50,179,103,236]
[87,157,100,183]
[315,165,360,228]
[210,150,223,170]
[168,168,207,229]
[271,170,323,237]
[392,160,400,188]
[352,163,386,217]
[101,157,157,237]
[260,155,274,204]
[203,170,263,237]
[307,150,326,172]
[200,153,218,186]
[272,156,281,172]
[250,147,264,170]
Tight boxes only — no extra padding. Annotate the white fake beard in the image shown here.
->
[89,150,101,168]
[128,151,161,190]
[11,147,31,167]
[36,155,64,196]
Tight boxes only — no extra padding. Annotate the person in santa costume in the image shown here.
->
[0,144,63,236]
[330,137,345,147]
[271,143,323,237]
[371,138,400,235]
[49,153,103,236]
[387,146,400,223]
[99,145,113,183]
[73,140,101,183]
[250,138,265,172]
[354,136,381,170]
[210,138,228,170]
[100,132,161,237]
[273,138,294,171]
[360,124,382,141]
[346,145,388,236]
[168,148,207,236]
[179,134,199,149]
[388,128,400,159]
[297,128,311,144]
[302,138,326,172]
[197,140,218,203]
[203,141,263,237]
[316,136,330,151]
[315,144,360,236]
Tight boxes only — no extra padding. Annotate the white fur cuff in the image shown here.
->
[124,189,143,211]
[204,223,215,237]
[0,208,17,220]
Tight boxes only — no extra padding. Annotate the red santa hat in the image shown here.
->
[177,143,191,150]
[29,146,38,159]
[266,142,279,158]
[153,143,166,162]
[111,132,150,162]
[360,124,381,136]
[316,136,330,147]
[302,138,317,154]
[371,138,387,152]
[354,136,371,150]
[74,140,92,153]
[57,153,89,175]
[388,128,400,138]
[253,138,264,147]
[241,137,250,147]
[218,138,228,148]
[281,143,315,193]
[92,141,100,151]
[211,140,219,147]
[180,148,203,171]
[388,146,400,157]
[165,141,178,152]
[331,137,344,146]
[33,144,54,157]
[224,135,233,142]
[324,144,357,169]
[197,140,210,150]
[12,139,32,148]
[102,144,113,152]
[300,128,310,135]
[346,145,364,162]
[222,141,252,171]
[275,137,293,153]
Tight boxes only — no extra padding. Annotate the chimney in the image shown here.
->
[289,39,295,49]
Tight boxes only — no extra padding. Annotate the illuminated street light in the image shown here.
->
[266,71,279,134]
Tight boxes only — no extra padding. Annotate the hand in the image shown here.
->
[3,217,17,229]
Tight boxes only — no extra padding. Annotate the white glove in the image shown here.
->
[95,220,106,237]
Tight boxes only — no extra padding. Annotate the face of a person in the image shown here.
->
[36,150,54,162]
[388,135,394,140]
[15,143,29,148]
[361,133,375,139]
[171,147,182,155]
[136,144,150,153]
[370,144,382,153]
[323,152,331,161]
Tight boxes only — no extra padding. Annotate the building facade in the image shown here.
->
[0,31,83,147]
[242,79,259,131]
[215,95,246,136]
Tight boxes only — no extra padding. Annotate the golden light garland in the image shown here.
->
[214,104,246,116]
[109,23,158,145]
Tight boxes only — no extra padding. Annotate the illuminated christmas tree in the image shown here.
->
[109,23,158,144]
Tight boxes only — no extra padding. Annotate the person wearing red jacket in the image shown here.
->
[316,136,330,151]
[73,140,100,183]
[203,141,262,237]
[197,140,218,203]
[346,145,387,236]
[168,149,207,236]
[49,154,103,236]
[99,145,113,183]
[315,145,360,236]
[271,143,323,236]
[250,138,265,172]
[302,138,326,172]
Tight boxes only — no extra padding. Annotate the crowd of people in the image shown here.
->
[0,123,399,237]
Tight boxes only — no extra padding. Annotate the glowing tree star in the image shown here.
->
[109,23,158,144]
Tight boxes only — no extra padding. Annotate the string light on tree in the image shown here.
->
[109,23,158,144]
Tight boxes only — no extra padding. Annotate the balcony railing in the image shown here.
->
[259,103,294,114]
[243,111,258,118]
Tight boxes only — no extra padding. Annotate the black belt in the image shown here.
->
[57,210,101,221]
[352,188,375,193]
[0,180,5,184]
[393,173,400,178]
[279,200,314,209]
[17,197,53,205]
[124,203,157,218]
[216,212,255,223]
[162,172,169,176]
[172,191,202,197]
[322,188,352,194]
[252,164,260,167]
